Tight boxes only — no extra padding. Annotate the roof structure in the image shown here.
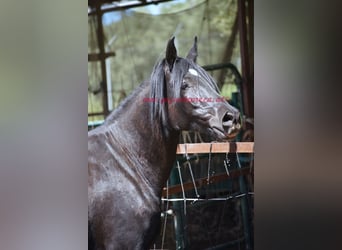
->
[88,0,174,15]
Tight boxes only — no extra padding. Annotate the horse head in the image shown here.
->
[151,37,241,141]
[154,37,241,141]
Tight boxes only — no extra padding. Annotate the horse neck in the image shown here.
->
[107,85,180,196]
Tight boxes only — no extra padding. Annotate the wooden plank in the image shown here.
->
[162,167,252,197]
[88,52,115,62]
[88,112,105,117]
[176,142,254,154]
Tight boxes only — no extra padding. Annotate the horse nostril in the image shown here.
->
[222,112,241,127]
[222,113,234,124]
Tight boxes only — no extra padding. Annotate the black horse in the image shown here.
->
[88,37,241,250]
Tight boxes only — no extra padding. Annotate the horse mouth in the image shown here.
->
[225,121,241,137]
[212,123,241,141]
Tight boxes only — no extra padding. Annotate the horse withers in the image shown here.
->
[88,37,241,250]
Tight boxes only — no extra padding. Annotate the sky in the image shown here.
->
[102,0,188,25]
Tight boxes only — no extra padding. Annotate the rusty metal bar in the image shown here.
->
[162,167,252,197]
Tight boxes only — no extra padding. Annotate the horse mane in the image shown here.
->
[103,81,148,125]
[149,57,191,136]
[149,59,168,128]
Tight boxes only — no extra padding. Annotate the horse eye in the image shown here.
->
[181,83,189,90]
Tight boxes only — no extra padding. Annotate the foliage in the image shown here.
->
[88,0,240,122]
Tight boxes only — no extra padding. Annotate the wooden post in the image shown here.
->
[238,0,254,118]
[95,2,109,116]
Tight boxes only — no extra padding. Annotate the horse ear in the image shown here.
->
[165,37,177,71]
[186,36,198,63]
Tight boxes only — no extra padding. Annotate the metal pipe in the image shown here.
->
[202,62,242,86]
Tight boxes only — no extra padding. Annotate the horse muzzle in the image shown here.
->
[209,105,241,140]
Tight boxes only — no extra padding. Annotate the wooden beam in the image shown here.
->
[217,14,239,89]
[95,2,109,117]
[88,112,105,117]
[88,52,115,62]
[88,0,174,16]
[238,0,254,118]
[176,142,254,154]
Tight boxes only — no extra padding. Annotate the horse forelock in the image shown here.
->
[150,59,166,126]
[170,58,191,91]
[187,60,220,94]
